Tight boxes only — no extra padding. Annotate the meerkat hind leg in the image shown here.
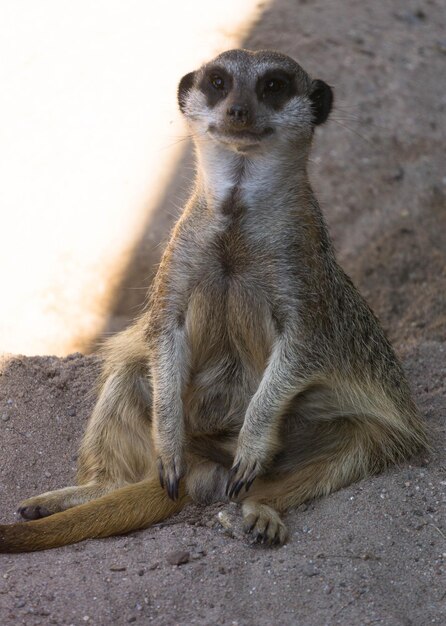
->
[18,321,155,521]
[18,375,153,520]
[237,385,415,547]
[241,411,404,545]
[18,484,117,520]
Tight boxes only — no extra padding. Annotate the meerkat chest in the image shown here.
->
[184,215,281,372]
[181,218,279,432]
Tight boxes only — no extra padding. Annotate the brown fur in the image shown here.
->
[0,49,426,552]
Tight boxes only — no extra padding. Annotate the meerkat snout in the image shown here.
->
[226,103,251,127]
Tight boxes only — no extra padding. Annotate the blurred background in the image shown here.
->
[1,0,444,356]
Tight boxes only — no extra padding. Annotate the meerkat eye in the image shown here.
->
[210,74,225,90]
[264,78,286,94]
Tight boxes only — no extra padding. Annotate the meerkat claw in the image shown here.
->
[226,461,259,499]
[157,457,182,500]
[232,480,244,498]
[167,477,179,501]
[225,462,240,497]
[157,458,165,489]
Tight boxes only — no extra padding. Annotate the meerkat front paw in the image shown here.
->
[226,430,275,498]
[156,452,185,501]
[226,457,260,499]
[226,439,266,498]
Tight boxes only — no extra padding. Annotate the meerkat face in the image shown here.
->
[178,49,333,153]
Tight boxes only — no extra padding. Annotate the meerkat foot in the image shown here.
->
[18,491,71,520]
[17,484,116,520]
[242,501,288,546]
[18,503,51,520]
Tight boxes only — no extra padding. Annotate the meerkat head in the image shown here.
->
[178,49,333,154]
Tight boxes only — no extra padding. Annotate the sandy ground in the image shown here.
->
[1,0,445,624]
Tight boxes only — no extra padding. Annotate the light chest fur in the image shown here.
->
[179,201,282,436]
[163,149,307,437]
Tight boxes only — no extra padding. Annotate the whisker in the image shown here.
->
[330,119,376,147]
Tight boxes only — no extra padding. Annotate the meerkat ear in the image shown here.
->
[178,71,196,113]
[309,79,333,125]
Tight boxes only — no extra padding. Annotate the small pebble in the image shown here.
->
[217,509,233,530]
[302,564,319,577]
[148,562,159,571]
[360,552,378,561]
[166,550,190,566]
[383,166,404,183]
[1,413,9,422]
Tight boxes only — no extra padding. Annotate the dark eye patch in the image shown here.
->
[264,78,287,93]
[256,70,297,110]
[199,66,233,107]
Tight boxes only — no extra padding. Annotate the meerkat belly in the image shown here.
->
[184,273,277,435]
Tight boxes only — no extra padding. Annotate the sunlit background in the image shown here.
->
[0,0,263,355]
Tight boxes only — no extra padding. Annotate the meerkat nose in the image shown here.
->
[227,104,250,125]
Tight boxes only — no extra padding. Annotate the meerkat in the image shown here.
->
[0,49,426,552]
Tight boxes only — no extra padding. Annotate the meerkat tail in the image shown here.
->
[0,478,188,553]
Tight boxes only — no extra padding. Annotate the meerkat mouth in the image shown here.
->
[208,125,274,146]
